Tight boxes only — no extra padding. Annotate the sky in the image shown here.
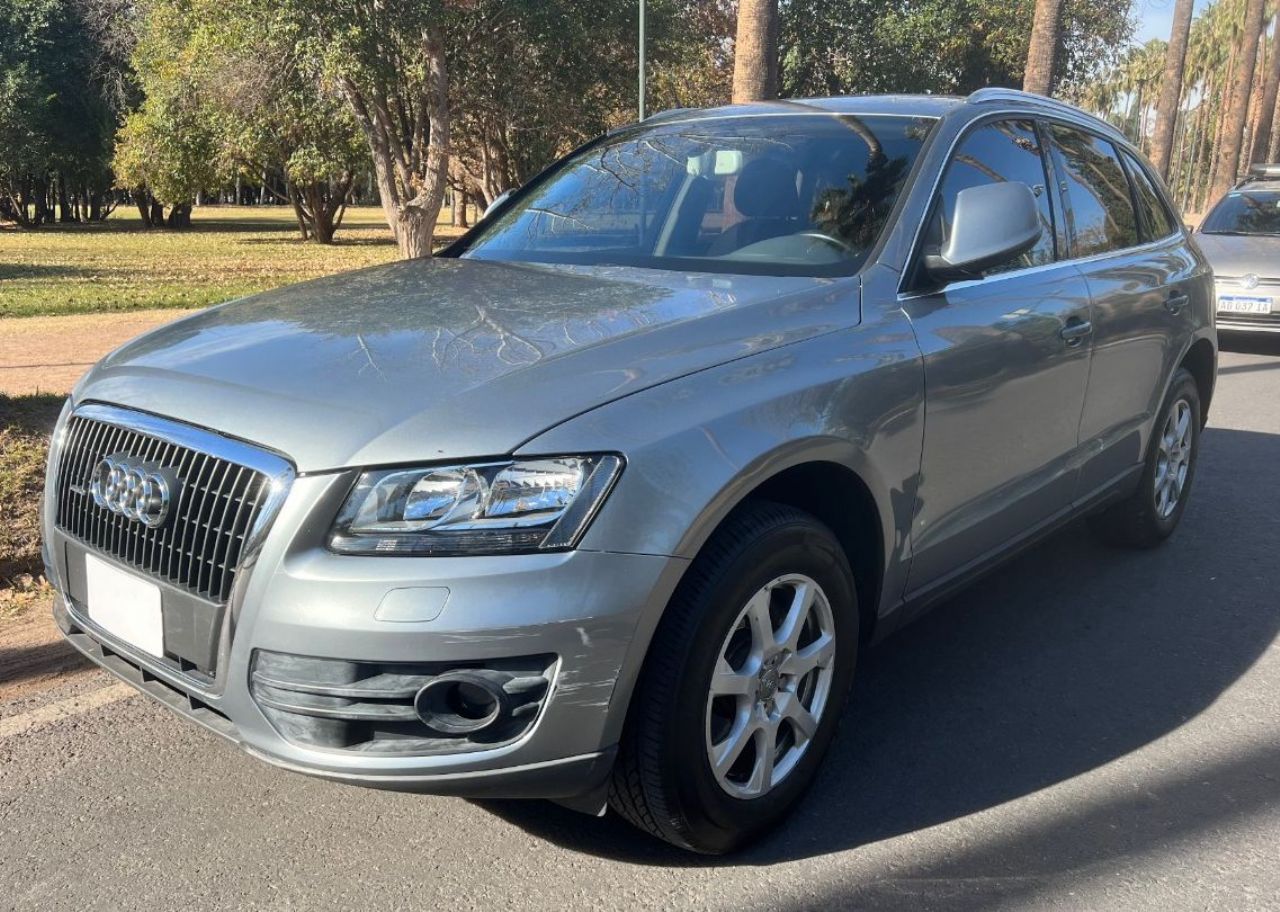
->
[1132,0,1214,44]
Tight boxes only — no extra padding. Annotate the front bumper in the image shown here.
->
[47,469,686,799]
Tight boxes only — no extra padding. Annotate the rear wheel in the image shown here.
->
[1089,367,1201,548]
[609,501,858,853]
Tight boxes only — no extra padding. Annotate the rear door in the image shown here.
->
[902,118,1094,595]
[1044,125,1201,500]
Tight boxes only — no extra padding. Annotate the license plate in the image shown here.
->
[1217,295,1273,314]
[85,553,164,658]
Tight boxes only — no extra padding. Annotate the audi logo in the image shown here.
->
[89,455,178,528]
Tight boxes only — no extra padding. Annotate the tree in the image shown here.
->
[448,0,647,206]
[780,0,1132,99]
[1151,0,1197,178]
[200,11,367,242]
[1250,17,1280,166]
[1023,0,1064,94]
[732,0,779,102]
[0,0,128,226]
[112,0,217,228]
[1210,0,1267,201]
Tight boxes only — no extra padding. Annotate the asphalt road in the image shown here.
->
[3,338,1280,911]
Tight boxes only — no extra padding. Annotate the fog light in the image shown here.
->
[414,671,510,735]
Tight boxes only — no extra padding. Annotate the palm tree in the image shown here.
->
[1151,0,1197,178]
[732,0,779,103]
[1250,19,1280,165]
[1210,0,1268,201]
[1023,0,1064,95]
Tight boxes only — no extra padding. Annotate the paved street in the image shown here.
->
[3,337,1279,911]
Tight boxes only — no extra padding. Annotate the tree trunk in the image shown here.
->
[166,203,192,229]
[1271,89,1280,161]
[1251,25,1280,167]
[57,175,76,223]
[732,0,779,102]
[1210,0,1268,201]
[1244,32,1269,164]
[1023,0,1064,96]
[1151,0,1196,178]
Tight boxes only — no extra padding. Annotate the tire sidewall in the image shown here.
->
[661,516,858,852]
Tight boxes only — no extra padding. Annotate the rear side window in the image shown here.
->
[1047,125,1140,257]
[1122,151,1178,240]
[925,119,1057,274]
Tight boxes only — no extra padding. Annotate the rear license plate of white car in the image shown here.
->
[85,553,165,657]
[1218,295,1273,314]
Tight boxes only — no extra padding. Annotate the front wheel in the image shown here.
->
[609,501,858,853]
[1089,367,1202,548]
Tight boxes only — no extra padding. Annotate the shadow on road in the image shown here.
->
[481,426,1280,870]
[0,637,86,688]
[1219,332,1280,358]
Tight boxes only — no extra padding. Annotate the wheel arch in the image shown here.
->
[1179,336,1217,426]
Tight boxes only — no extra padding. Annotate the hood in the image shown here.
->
[76,257,856,471]
[1194,233,1280,278]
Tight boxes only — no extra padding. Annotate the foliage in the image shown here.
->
[0,0,128,225]
[111,0,218,225]
[449,0,666,202]
[780,0,1133,97]
[1077,0,1280,214]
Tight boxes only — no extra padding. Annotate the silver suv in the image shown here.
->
[44,89,1216,854]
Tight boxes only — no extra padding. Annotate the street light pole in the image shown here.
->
[638,0,646,120]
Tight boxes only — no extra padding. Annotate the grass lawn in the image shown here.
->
[0,203,470,603]
[0,204,469,318]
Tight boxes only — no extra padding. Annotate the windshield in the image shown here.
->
[1201,190,1280,236]
[458,113,936,277]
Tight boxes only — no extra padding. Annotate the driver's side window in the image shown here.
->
[924,119,1058,277]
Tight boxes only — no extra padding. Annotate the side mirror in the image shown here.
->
[924,181,1042,281]
[483,189,514,219]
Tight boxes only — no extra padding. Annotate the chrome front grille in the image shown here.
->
[55,405,292,604]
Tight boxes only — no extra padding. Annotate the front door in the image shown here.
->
[902,118,1093,595]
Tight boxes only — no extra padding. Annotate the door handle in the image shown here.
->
[1165,292,1190,315]
[1060,319,1093,347]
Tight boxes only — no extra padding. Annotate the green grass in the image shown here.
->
[0,205,466,318]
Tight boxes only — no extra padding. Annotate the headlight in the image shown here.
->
[329,455,623,555]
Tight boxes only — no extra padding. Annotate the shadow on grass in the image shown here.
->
[0,264,94,282]
[0,392,64,435]
[1,393,63,583]
[481,426,1280,872]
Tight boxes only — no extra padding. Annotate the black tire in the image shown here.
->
[608,500,859,854]
[1089,367,1202,548]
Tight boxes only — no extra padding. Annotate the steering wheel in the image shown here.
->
[796,231,856,253]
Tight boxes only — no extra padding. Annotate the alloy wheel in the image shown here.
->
[704,574,837,799]
[1154,398,1193,520]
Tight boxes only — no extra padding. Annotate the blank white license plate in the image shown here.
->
[1218,295,1273,314]
[85,553,164,658]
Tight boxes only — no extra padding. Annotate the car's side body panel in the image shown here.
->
[1074,237,1211,498]
[898,264,1093,592]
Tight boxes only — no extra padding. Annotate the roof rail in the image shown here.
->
[1235,163,1280,187]
[966,87,1125,140]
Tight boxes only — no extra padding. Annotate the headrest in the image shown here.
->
[732,157,801,218]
